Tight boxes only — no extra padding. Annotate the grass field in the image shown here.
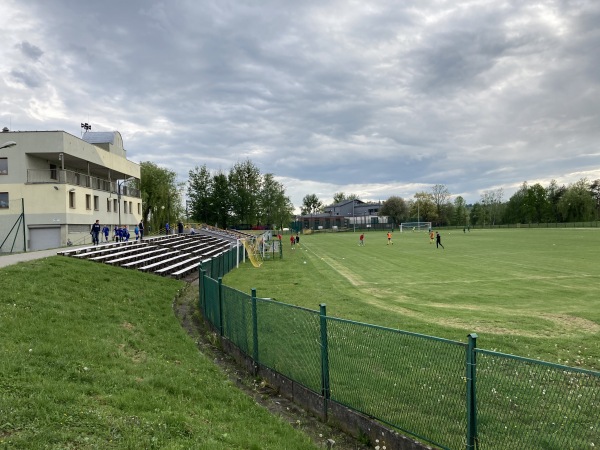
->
[0,256,320,449]
[223,228,600,371]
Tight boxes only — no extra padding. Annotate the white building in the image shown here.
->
[0,129,141,251]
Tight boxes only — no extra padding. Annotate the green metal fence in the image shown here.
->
[198,247,600,449]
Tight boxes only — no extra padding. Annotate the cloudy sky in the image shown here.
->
[2,0,599,210]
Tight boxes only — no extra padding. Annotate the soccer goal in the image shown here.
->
[400,222,432,232]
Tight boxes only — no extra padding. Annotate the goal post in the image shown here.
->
[400,222,432,232]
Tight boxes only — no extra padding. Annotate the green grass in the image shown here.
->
[225,228,600,370]
[0,256,319,450]
[221,228,600,449]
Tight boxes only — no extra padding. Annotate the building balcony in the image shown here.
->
[26,169,141,198]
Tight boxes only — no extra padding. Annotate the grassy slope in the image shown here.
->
[224,228,600,371]
[0,256,318,450]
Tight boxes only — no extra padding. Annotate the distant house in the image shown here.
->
[298,199,390,230]
[0,129,141,251]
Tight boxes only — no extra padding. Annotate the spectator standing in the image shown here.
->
[138,221,144,239]
[123,226,130,242]
[178,221,184,234]
[134,224,140,241]
[102,225,110,243]
[90,220,101,246]
[165,222,170,235]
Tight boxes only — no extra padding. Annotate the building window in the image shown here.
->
[113,199,117,212]
[107,198,111,212]
[50,164,57,180]
[137,203,141,214]
[94,195,99,211]
[124,201,128,214]
[0,192,8,208]
[0,158,7,175]
[69,191,76,208]
[86,194,91,210]
[129,201,132,214]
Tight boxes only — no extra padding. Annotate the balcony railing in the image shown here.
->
[27,169,141,198]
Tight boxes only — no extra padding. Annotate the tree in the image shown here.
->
[140,161,180,233]
[504,182,528,224]
[333,192,360,204]
[480,188,504,226]
[187,165,213,223]
[431,184,451,225]
[258,173,294,229]
[453,196,468,226]
[525,184,549,223]
[228,159,262,227]
[589,179,600,219]
[469,202,483,226]
[301,194,323,215]
[211,171,231,229]
[378,196,409,226]
[410,192,437,222]
[546,180,566,222]
[557,178,596,222]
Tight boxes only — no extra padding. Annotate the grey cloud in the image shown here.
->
[3,0,600,209]
[10,69,43,88]
[17,41,44,61]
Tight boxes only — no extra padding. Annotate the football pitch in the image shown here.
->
[224,228,600,371]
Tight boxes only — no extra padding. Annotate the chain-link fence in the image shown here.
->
[199,246,600,449]
[475,350,599,449]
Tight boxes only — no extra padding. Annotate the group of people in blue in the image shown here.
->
[90,220,144,246]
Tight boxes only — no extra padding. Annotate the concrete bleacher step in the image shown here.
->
[121,250,180,269]
[138,252,190,272]
[88,244,152,262]
[58,232,235,279]
[105,247,163,265]
[155,256,201,277]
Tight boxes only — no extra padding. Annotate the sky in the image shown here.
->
[2,0,600,211]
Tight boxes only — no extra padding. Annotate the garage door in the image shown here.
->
[29,227,61,251]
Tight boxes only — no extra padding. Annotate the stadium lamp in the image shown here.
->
[0,141,17,149]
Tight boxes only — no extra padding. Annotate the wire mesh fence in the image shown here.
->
[326,318,467,449]
[199,246,600,449]
[476,349,599,450]
[256,299,322,393]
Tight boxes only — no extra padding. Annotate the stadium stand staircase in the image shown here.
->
[57,233,233,279]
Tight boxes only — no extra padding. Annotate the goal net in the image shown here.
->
[400,222,432,232]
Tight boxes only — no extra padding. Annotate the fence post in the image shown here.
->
[320,304,331,420]
[22,198,27,252]
[251,288,259,373]
[466,333,478,450]
[199,268,206,316]
[218,277,224,336]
